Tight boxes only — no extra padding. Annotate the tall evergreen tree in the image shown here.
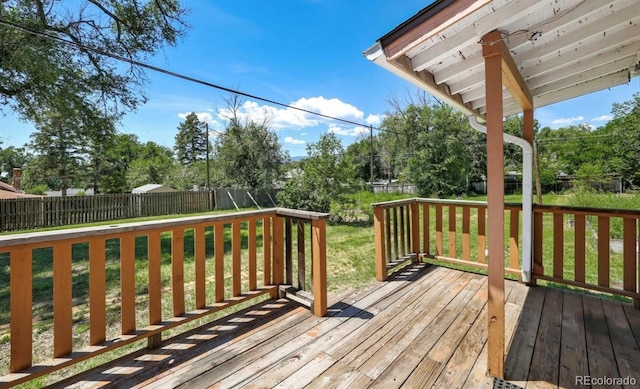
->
[174,112,207,166]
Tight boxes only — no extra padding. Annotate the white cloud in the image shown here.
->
[365,114,384,126]
[591,115,612,122]
[284,136,306,145]
[551,116,584,125]
[215,96,367,131]
[328,125,369,137]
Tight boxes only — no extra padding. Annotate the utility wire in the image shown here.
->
[0,18,392,133]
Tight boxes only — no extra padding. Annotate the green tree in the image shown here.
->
[0,1,189,123]
[174,112,207,166]
[606,92,640,188]
[126,141,175,189]
[214,97,287,191]
[0,145,31,180]
[29,112,85,196]
[344,136,382,185]
[403,104,472,197]
[99,133,143,193]
[278,133,353,213]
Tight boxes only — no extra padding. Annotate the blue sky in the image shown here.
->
[1,0,639,157]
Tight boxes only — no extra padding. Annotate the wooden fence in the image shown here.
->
[0,192,214,232]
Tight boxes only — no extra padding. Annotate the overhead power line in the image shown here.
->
[0,18,389,133]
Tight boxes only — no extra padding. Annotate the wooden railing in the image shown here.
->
[533,204,640,308]
[373,198,640,308]
[0,208,328,387]
[373,198,521,281]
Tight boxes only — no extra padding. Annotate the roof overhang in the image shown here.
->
[365,0,640,118]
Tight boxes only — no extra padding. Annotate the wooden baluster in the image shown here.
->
[509,209,520,271]
[121,234,136,335]
[399,206,405,256]
[172,229,185,316]
[90,239,106,345]
[285,218,293,285]
[411,202,420,261]
[263,216,272,286]
[232,221,242,297]
[297,219,306,290]
[272,215,284,285]
[248,218,257,291]
[311,218,327,317]
[462,207,470,261]
[10,247,33,372]
[393,207,399,260]
[435,204,443,256]
[623,218,637,308]
[448,205,456,258]
[53,242,72,358]
[598,216,610,288]
[574,215,586,284]
[553,213,563,279]
[423,203,430,255]
[404,205,413,255]
[194,225,206,308]
[385,208,392,262]
[533,210,543,281]
[214,223,225,302]
[374,206,387,281]
[148,230,162,349]
[478,207,486,264]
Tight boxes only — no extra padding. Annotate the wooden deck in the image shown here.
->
[51,264,640,389]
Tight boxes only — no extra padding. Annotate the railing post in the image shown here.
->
[374,205,387,281]
[311,218,327,317]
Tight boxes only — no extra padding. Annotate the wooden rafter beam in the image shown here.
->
[391,55,481,118]
[481,30,533,111]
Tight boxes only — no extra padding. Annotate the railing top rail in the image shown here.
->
[275,208,330,220]
[0,207,331,248]
[416,198,487,207]
[533,203,640,218]
[371,198,417,208]
[371,197,528,209]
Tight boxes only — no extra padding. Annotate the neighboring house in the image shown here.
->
[0,168,42,199]
[131,184,178,194]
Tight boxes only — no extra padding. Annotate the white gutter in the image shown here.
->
[468,116,533,283]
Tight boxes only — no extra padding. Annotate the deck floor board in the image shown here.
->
[49,265,640,389]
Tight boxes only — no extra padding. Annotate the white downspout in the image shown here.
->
[468,116,533,283]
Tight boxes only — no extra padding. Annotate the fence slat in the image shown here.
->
[435,204,443,256]
[478,207,486,264]
[623,218,637,300]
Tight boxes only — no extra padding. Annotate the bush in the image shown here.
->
[276,176,331,213]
